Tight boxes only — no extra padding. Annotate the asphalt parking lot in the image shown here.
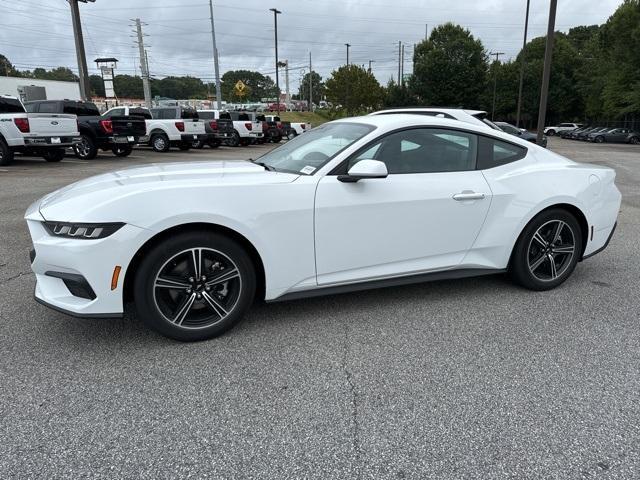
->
[1,138,639,479]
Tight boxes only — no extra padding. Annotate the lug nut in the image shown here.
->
[188,277,194,283]
[196,293,202,299]
[201,276,207,281]
[205,286,211,291]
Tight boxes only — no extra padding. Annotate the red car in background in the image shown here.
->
[268,103,287,112]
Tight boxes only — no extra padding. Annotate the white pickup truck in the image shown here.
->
[103,105,208,152]
[0,95,80,165]
[227,111,264,147]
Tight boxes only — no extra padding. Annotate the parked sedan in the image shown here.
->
[588,127,640,144]
[25,114,621,341]
[495,122,547,148]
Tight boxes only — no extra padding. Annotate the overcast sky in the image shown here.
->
[0,0,624,94]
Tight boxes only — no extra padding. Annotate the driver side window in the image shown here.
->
[348,128,478,174]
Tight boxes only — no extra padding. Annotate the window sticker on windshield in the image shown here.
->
[300,166,316,175]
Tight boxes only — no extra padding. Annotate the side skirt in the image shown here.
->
[269,268,507,303]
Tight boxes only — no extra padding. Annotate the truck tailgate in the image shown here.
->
[110,115,147,136]
[26,113,77,136]
[184,120,206,134]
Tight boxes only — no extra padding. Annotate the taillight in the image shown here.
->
[245,122,252,131]
[99,119,113,134]
[175,121,185,132]
[301,123,306,130]
[276,122,282,129]
[14,118,30,133]
[209,120,218,130]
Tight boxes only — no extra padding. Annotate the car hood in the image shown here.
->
[36,160,299,222]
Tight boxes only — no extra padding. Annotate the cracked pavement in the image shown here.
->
[1,140,640,479]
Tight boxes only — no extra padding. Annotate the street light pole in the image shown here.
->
[209,0,223,109]
[516,0,531,128]
[269,8,282,104]
[345,43,351,66]
[69,0,93,101]
[536,0,558,145]
[368,59,375,73]
[489,51,504,121]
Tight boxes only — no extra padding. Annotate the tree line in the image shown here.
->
[1,0,637,124]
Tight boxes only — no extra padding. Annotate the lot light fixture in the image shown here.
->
[269,8,282,102]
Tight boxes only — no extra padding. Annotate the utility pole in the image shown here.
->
[134,18,152,109]
[269,8,282,103]
[397,41,402,85]
[516,0,531,128]
[309,51,313,111]
[69,0,93,101]
[345,43,351,66]
[284,60,290,107]
[401,43,405,86]
[537,0,558,144]
[489,51,504,120]
[209,0,223,109]
[425,24,428,40]
[368,59,375,73]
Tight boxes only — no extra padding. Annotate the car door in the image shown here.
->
[609,128,627,142]
[314,127,492,286]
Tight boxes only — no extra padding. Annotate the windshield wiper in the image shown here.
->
[248,159,276,171]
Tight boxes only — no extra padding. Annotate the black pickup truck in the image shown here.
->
[256,114,283,143]
[195,110,235,148]
[25,100,147,160]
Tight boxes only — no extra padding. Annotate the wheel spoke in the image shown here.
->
[552,221,565,244]
[155,275,191,289]
[529,254,547,272]
[172,293,196,325]
[554,245,575,255]
[202,291,228,318]
[205,268,239,287]
[190,248,203,279]
[548,254,558,279]
[533,232,548,248]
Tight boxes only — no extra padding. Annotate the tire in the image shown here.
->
[595,136,605,143]
[0,138,13,166]
[207,139,221,149]
[178,144,191,151]
[133,231,256,341]
[630,137,640,145]
[228,131,240,147]
[546,129,556,136]
[151,133,170,152]
[193,140,204,149]
[42,148,65,162]
[271,134,282,144]
[74,134,98,160]
[112,144,133,157]
[240,138,250,147]
[510,209,582,291]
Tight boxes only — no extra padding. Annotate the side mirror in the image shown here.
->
[338,159,388,183]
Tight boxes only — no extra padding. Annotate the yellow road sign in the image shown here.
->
[234,80,247,94]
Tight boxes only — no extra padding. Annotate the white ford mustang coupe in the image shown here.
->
[25,114,620,341]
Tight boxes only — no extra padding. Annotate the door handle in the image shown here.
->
[452,192,485,201]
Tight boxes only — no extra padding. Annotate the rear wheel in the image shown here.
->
[112,144,133,157]
[630,136,640,145]
[207,139,221,149]
[192,140,204,149]
[0,138,13,166]
[42,148,65,162]
[228,131,240,147]
[510,209,582,291]
[595,136,605,143]
[271,134,282,143]
[151,133,170,152]
[74,134,98,160]
[546,129,556,136]
[133,231,256,341]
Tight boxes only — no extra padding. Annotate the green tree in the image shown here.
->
[324,64,383,113]
[0,54,20,77]
[220,70,279,102]
[113,74,143,98]
[298,71,325,105]
[383,78,417,107]
[89,74,105,97]
[410,23,488,107]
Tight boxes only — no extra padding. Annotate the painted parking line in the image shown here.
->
[61,160,89,164]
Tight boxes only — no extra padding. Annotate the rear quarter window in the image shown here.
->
[477,136,527,169]
[0,97,26,113]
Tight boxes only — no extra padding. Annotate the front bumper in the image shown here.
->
[27,214,147,318]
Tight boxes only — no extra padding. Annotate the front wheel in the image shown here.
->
[42,148,65,162]
[510,209,582,291]
[112,144,133,157]
[134,232,256,341]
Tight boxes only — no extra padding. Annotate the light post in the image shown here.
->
[516,0,531,128]
[537,0,558,145]
[345,43,351,66]
[69,0,95,101]
[269,8,282,105]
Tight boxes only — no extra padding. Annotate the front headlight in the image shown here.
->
[43,222,125,239]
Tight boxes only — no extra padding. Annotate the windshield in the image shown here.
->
[256,122,374,175]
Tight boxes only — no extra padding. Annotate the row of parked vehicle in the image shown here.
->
[0,95,310,166]
[544,122,640,144]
